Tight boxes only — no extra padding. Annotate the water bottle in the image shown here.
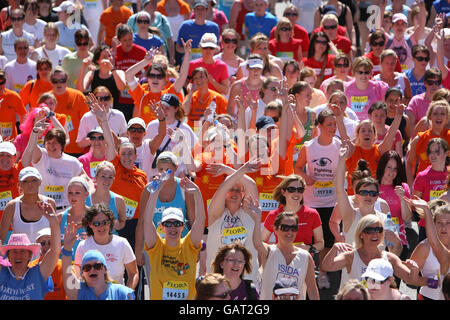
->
[147,169,172,193]
[206,97,216,123]
[384,213,396,247]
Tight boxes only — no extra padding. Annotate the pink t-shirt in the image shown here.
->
[188,58,229,92]
[406,92,431,125]
[344,79,389,121]
[78,151,106,179]
[379,183,411,245]
[386,35,415,71]
[412,165,447,227]
[375,125,403,150]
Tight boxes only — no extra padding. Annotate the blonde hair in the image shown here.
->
[95,161,116,177]
[335,279,369,300]
[426,100,450,120]
[275,17,293,41]
[320,13,338,26]
[354,215,383,249]
[352,56,373,73]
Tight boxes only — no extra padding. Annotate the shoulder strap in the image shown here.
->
[29,80,35,95]
[244,280,258,300]
[151,120,181,169]
[385,36,394,49]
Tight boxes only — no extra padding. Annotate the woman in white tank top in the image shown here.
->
[246,201,319,300]
[322,215,427,291]
[408,198,450,300]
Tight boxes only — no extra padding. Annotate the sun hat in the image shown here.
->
[0,233,41,257]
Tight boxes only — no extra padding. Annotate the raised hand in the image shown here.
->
[242,195,261,222]
[205,163,233,177]
[181,38,193,54]
[339,145,350,160]
[149,101,165,121]
[179,177,200,193]
[243,157,263,173]
[63,221,78,250]
[32,118,49,136]
[86,93,107,122]
[167,127,185,143]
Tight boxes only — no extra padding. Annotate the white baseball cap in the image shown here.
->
[0,141,16,155]
[361,258,393,281]
[19,167,42,182]
[52,1,76,13]
[161,207,184,223]
[200,33,218,49]
[127,117,146,129]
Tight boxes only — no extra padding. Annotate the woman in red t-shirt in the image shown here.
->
[268,18,303,63]
[302,31,336,85]
[262,175,324,252]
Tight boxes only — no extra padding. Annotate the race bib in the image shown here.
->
[0,122,13,138]
[0,190,12,211]
[259,193,279,211]
[66,116,74,132]
[351,96,368,113]
[89,161,101,178]
[44,185,64,205]
[401,64,408,71]
[391,216,400,233]
[121,85,131,99]
[313,181,335,197]
[84,0,98,8]
[222,226,247,244]
[430,189,445,201]
[156,223,165,239]
[162,281,189,300]
[13,83,24,92]
[276,51,294,61]
[123,196,138,219]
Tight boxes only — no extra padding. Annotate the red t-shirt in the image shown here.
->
[268,38,303,62]
[188,58,229,93]
[269,24,309,54]
[364,51,402,76]
[332,35,352,55]
[302,55,335,81]
[263,206,322,245]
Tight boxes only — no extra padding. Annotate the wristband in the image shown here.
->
[46,111,55,119]
[32,128,39,134]
[61,247,73,257]
[159,118,166,122]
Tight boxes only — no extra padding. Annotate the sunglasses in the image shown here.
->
[335,63,349,68]
[414,56,429,62]
[284,12,298,17]
[357,190,379,197]
[285,186,305,194]
[223,38,238,44]
[148,73,165,79]
[315,40,328,45]
[202,47,216,50]
[225,258,246,265]
[96,95,111,102]
[137,19,150,24]
[212,289,231,299]
[76,41,89,46]
[128,127,145,133]
[279,224,299,232]
[362,226,384,234]
[38,240,50,246]
[89,135,105,141]
[426,80,441,86]
[268,86,279,92]
[92,219,109,227]
[356,70,371,75]
[10,17,24,22]
[280,27,292,32]
[363,277,389,285]
[323,24,337,30]
[51,78,67,84]
[371,40,385,47]
[82,262,104,272]
[161,220,184,228]
[16,46,29,50]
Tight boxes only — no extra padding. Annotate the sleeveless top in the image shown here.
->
[241,80,261,109]
[12,198,50,244]
[344,208,386,248]
[85,191,119,235]
[319,3,348,26]
[260,244,310,300]
[215,52,239,78]
[339,249,388,290]
[60,208,87,260]
[91,69,121,107]
[154,177,189,238]
[373,73,405,94]
[419,241,449,300]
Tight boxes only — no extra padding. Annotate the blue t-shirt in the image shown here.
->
[244,12,278,38]
[77,282,135,300]
[60,208,87,260]
[0,265,50,300]
[177,20,220,48]
[55,21,91,51]
[133,33,165,51]
[404,68,425,96]
[433,0,450,14]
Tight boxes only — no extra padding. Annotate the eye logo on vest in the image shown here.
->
[312,157,332,167]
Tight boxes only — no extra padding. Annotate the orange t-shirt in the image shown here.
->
[345,145,381,195]
[188,89,227,129]
[53,88,89,154]
[100,6,133,47]
[0,89,27,139]
[110,155,147,220]
[0,161,23,223]
[247,170,282,222]
[29,258,67,300]
[156,0,191,16]
[129,83,184,125]
[19,79,53,109]
[416,129,450,174]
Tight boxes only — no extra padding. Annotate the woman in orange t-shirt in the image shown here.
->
[19,58,53,109]
[406,100,450,188]
[126,39,192,124]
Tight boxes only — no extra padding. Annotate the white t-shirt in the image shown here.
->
[291,0,322,33]
[0,29,35,61]
[34,45,71,68]
[76,109,127,142]
[33,148,83,207]
[0,55,7,69]
[4,59,37,93]
[75,235,136,285]
[23,19,47,42]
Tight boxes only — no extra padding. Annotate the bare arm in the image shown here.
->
[173,39,192,93]
[39,202,61,280]
[180,178,205,247]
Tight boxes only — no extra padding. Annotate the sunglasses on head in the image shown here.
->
[212,289,231,299]
[223,38,238,44]
[96,95,111,102]
[426,79,441,86]
[137,19,150,24]
[51,78,67,84]
[323,24,337,30]
[128,127,145,133]
[357,190,379,197]
[362,226,384,234]
[161,220,184,228]
[414,56,429,62]
[279,224,299,232]
[89,135,105,141]
[82,262,104,272]
[371,40,385,47]
[148,73,165,79]
[280,27,292,32]
[356,70,371,75]
[285,186,305,193]
[92,219,109,227]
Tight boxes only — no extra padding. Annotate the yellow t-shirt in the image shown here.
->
[146,232,201,300]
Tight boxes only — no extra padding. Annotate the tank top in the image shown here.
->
[373,73,405,94]
[419,242,448,300]
[345,208,386,248]
[241,80,261,108]
[260,244,309,299]
[11,198,50,244]
[60,208,87,260]
[91,69,121,108]
[319,3,348,26]
[303,136,341,208]
[154,177,188,237]
[215,52,239,78]
[85,191,119,235]
[339,249,388,289]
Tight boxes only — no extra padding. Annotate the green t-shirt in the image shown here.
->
[61,51,94,89]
